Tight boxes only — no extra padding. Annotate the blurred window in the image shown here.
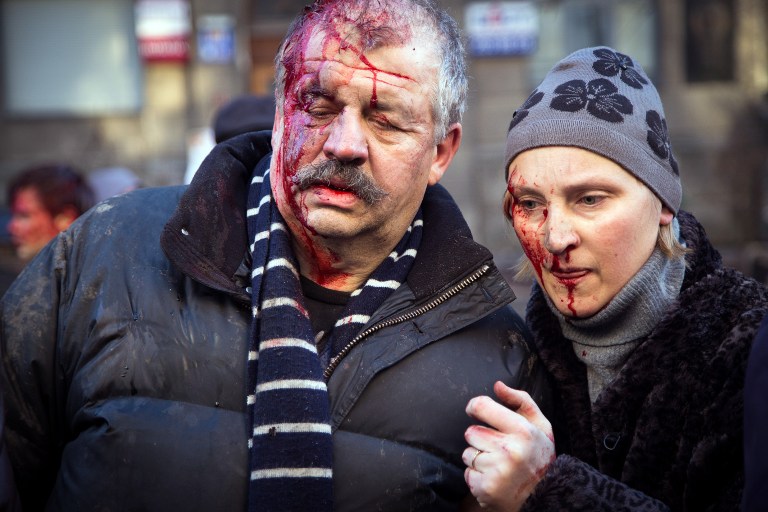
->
[530,0,657,86]
[1,0,142,116]
[685,0,735,82]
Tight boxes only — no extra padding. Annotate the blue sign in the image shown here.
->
[197,15,235,63]
[465,2,539,57]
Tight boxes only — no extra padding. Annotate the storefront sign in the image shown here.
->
[197,15,235,64]
[135,0,191,62]
[465,2,539,57]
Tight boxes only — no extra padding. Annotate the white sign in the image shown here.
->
[465,2,539,56]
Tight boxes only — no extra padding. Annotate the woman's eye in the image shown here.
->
[580,195,601,206]
[518,199,539,210]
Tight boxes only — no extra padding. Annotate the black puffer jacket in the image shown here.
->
[0,132,550,512]
[521,211,768,512]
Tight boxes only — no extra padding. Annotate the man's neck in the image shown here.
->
[291,233,394,292]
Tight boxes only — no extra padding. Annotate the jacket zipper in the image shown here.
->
[323,263,491,380]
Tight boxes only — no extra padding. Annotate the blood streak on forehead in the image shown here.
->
[271,1,423,286]
[276,2,419,180]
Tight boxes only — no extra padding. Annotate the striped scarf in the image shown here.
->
[245,162,421,512]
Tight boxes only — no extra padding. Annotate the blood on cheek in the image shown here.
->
[508,184,547,283]
[508,185,578,317]
[275,17,416,287]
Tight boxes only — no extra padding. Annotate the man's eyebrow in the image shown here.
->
[300,81,329,97]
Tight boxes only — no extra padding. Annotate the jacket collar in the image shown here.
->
[161,130,495,301]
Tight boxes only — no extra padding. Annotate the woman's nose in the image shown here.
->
[543,209,579,254]
[322,110,368,165]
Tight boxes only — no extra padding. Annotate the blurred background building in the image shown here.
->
[1,0,767,307]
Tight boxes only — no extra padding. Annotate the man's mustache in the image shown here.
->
[291,160,388,205]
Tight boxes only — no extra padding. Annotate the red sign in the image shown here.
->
[135,0,191,62]
[138,36,189,62]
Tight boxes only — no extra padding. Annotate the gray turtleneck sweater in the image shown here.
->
[548,222,686,403]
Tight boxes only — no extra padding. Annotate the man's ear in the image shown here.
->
[428,123,462,186]
[270,110,283,151]
[53,207,79,232]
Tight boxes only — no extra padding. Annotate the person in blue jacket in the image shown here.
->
[743,313,768,511]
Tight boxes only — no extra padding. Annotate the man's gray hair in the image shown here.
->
[274,0,467,142]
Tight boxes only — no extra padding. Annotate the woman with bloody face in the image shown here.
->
[460,47,768,511]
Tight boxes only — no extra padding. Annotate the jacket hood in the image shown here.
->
[161,131,495,301]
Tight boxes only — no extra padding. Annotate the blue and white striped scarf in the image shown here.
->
[245,163,421,512]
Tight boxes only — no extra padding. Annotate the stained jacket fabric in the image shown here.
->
[521,211,768,512]
[0,131,550,512]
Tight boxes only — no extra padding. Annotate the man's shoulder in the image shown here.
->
[80,186,185,227]
[61,185,186,252]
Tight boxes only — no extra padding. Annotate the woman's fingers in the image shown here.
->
[493,381,553,441]
[462,382,557,510]
[465,394,524,434]
[465,383,551,441]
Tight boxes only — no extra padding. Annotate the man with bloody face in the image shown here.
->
[0,1,550,511]
[6,164,94,262]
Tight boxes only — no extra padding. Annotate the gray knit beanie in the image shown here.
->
[504,46,681,214]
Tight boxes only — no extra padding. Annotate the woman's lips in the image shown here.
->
[550,268,589,281]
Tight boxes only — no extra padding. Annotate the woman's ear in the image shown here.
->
[660,206,674,226]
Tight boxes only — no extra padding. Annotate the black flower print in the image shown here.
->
[508,90,544,131]
[646,110,679,175]
[550,78,633,123]
[592,48,648,89]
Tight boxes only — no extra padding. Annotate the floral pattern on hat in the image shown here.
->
[508,90,544,131]
[592,48,648,89]
[551,78,633,123]
[646,110,679,176]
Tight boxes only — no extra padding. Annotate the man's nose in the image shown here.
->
[322,110,368,165]
[543,208,579,254]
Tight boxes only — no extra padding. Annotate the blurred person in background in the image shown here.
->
[212,94,276,144]
[86,166,143,203]
[0,163,94,501]
[183,94,276,184]
[6,163,94,261]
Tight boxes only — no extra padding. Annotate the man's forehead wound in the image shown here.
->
[289,26,420,92]
[296,1,414,55]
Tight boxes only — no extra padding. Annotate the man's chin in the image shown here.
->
[296,209,370,240]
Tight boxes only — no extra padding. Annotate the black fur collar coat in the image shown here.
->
[521,211,768,511]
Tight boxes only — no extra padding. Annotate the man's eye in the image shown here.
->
[308,109,330,118]
[371,114,398,131]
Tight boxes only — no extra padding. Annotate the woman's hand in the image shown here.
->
[462,381,555,511]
